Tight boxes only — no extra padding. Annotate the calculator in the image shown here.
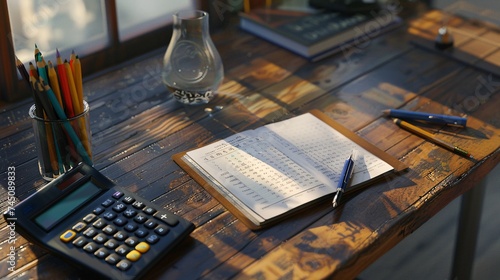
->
[6,162,195,280]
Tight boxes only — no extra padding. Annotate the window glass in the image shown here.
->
[116,0,197,41]
[7,0,107,62]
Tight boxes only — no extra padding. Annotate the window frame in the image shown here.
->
[0,0,208,102]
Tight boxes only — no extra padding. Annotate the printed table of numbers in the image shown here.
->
[185,113,393,221]
[187,132,332,220]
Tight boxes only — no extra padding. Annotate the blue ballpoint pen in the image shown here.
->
[332,151,356,208]
[382,109,467,127]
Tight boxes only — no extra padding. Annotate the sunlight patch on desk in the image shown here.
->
[241,223,375,279]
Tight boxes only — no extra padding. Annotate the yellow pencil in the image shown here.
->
[64,60,90,158]
[393,118,473,159]
[244,0,250,12]
[73,55,83,107]
[47,61,63,107]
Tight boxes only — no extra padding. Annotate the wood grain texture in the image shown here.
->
[0,7,499,280]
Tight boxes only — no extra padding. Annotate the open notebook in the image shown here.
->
[173,110,407,229]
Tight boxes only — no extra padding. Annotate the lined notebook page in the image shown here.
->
[186,113,393,221]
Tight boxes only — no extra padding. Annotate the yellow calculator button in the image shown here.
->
[60,230,76,243]
[135,242,150,253]
[126,250,141,262]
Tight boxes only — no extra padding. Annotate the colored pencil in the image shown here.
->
[15,56,30,83]
[47,61,63,107]
[16,56,43,118]
[73,55,84,108]
[29,62,39,80]
[34,43,41,61]
[69,49,76,71]
[40,82,92,165]
[36,79,62,174]
[64,59,89,157]
[36,56,49,84]
[32,75,65,173]
[64,59,82,114]
[56,49,75,117]
[20,46,91,175]
[34,80,79,166]
[34,44,48,75]
[393,118,473,159]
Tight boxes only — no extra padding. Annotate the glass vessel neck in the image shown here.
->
[173,10,209,36]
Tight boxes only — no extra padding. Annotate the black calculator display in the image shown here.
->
[6,163,195,280]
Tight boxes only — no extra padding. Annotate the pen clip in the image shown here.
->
[427,115,458,125]
[343,150,357,183]
[351,149,359,162]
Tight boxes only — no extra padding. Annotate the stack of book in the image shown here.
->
[239,3,402,61]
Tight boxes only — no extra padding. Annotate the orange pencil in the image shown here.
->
[29,62,39,80]
[56,49,75,117]
[69,50,76,71]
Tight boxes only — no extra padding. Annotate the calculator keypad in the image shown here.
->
[60,190,185,272]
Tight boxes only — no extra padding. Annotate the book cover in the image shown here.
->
[239,7,401,61]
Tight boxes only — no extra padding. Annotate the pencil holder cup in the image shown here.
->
[162,10,224,105]
[29,101,92,181]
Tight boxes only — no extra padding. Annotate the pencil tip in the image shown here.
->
[382,109,390,115]
[35,43,38,49]
[56,48,60,57]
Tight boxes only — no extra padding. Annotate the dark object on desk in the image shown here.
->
[435,26,454,50]
[383,109,467,127]
[393,118,474,159]
[4,162,195,280]
[332,151,356,208]
[309,0,380,14]
[239,7,401,61]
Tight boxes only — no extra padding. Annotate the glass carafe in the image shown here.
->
[162,10,224,105]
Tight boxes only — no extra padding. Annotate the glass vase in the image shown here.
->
[162,10,224,105]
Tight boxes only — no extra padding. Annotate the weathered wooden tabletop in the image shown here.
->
[1,6,499,280]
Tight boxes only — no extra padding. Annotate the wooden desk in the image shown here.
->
[1,7,499,280]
